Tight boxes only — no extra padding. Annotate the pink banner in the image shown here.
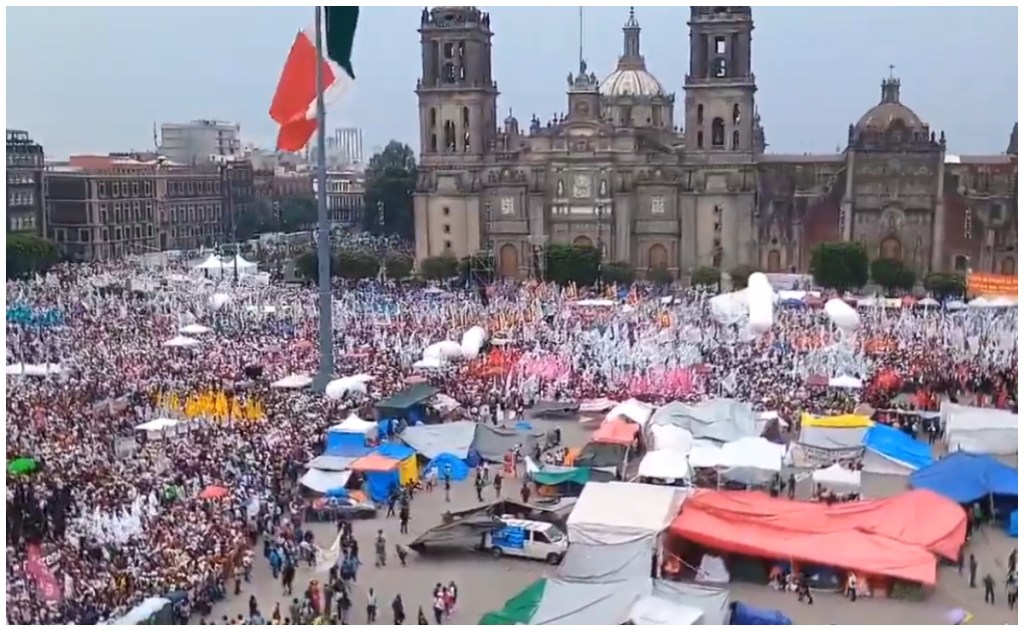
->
[626,368,694,398]
[26,544,62,603]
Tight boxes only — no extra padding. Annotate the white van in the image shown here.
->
[485,517,568,565]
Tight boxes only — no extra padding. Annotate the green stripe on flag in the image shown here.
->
[325,7,359,79]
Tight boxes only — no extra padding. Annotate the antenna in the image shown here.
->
[578,7,583,71]
[152,122,159,152]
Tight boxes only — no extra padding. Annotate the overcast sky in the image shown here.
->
[7,6,1017,159]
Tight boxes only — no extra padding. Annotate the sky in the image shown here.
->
[6,6,1018,159]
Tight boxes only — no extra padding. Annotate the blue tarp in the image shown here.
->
[374,442,416,461]
[862,423,933,471]
[514,421,533,431]
[326,487,349,499]
[325,431,372,458]
[425,452,470,482]
[909,452,1018,504]
[364,470,399,504]
[730,602,792,625]
[1009,511,1018,538]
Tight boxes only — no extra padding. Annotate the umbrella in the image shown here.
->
[199,485,229,500]
[7,457,38,476]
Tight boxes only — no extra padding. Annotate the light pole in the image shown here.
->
[313,7,334,392]
[597,203,604,292]
[377,200,385,280]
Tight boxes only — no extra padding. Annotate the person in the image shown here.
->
[494,472,503,498]
[444,473,452,503]
[396,543,409,567]
[845,572,857,602]
[983,572,996,604]
[400,504,410,534]
[337,589,351,624]
[475,474,486,502]
[418,606,429,625]
[447,580,459,612]
[520,481,531,503]
[366,587,378,623]
[282,556,296,595]
[969,553,978,588]
[392,593,406,624]
[375,529,387,567]
[1008,570,1018,610]
[796,573,813,605]
[433,589,446,624]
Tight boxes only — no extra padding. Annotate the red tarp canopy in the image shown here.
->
[350,453,400,473]
[592,419,640,446]
[669,490,966,585]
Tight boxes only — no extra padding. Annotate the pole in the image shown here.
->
[313,6,334,391]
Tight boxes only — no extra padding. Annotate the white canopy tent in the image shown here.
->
[812,463,862,493]
[329,413,378,437]
[606,398,655,427]
[161,335,200,348]
[637,450,692,484]
[195,254,224,271]
[566,481,687,545]
[134,417,182,440]
[299,468,353,494]
[942,401,1018,455]
[272,374,314,389]
[828,375,863,389]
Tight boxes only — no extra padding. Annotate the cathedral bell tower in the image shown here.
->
[683,7,757,153]
[416,7,498,166]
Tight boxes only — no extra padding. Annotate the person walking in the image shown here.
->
[392,593,406,624]
[983,573,996,604]
[366,587,378,623]
[969,554,978,588]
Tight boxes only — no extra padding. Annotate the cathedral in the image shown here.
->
[412,6,1017,279]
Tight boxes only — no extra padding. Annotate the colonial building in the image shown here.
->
[44,156,230,260]
[6,129,46,237]
[413,7,1017,278]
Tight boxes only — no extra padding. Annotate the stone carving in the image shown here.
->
[572,174,591,198]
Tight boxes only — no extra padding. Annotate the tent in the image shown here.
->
[909,452,1018,504]
[373,442,419,487]
[605,399,655,427]
[730,602,792,625]
[592,419,640,445]
[7,457,38,476]
[566,482,687,545]
[941,402,1018,455]
[649,424,694,452]
[474,424,554,462]
[533,466,591,496]
[423,452,470,482]
[828,375,863,389]
[324,423,373,458]
[376,383,441,424]
[637,450,691,484]
[480,579,547,625]
[648,399,759,444]
[271,373,314,389]
[861,423,933,475]
[1009,510,1018,538]
[812,463,862,493]
[792,413,871,466]
[299,468,353,494]
[400,420,477,460]
[196,254,224,270]
[718,437,785,485]
[350,454,402,503]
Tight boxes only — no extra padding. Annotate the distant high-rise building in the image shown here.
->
[6,129,46,237]
[310,127,364,168]
[160,119,241,165]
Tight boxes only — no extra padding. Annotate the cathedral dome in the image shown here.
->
[855,76,926,132]
[599,67,666,98]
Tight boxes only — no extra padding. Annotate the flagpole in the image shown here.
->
[313,5,334,392]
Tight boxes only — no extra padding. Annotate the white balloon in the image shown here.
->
[747,284,774,334]
[824,298,860,331]
[747,272,771,291]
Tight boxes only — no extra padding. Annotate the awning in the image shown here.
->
[376,383,441,411]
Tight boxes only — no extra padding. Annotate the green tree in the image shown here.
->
[646,265,674,286]
[384,254,414,280]
[294,249,338,282]
[7,234,60,279]
[237,198,276,240]
[363,141,417,239]
[420,255,459,281]
[279,197,317,233]
[690,266,721,288]
[924,272,966,300]
[870,258,916,295]
[728,264,759,290]
[544,244,601,286]
[337,250,380,280]
[810,242,869,293]
[601,261,636,285]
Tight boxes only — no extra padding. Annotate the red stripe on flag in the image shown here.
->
[270,30,337,151]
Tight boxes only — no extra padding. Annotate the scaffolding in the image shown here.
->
[464,201,495,288]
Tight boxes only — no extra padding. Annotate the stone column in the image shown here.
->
[930,153,946,272]
[841,151,856,240]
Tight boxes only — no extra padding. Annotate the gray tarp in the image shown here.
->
[650,399,758,444]
[557,537,655,583]
[528,400,580,419]
[574,441,627,468]
[400,421,477,459]
[410,499,573,552]
[651,581,731,626]
[473,424,553,462]
[798,426,868,449]
[305,455,358,471]
[531,579,730,625]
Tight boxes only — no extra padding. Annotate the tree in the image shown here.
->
[729,264,759,290]
[384,254,414,280]
[810,242,869,293]
[419,255,459,281]
[294,249,338,282]
[7,234,60,279]
[924,272,966,300]
[363,141,417,239]
[601,261,636,285]
[646,265,674,286]
[337,250,380,280]
[279,197,317,233]
[544,244,601,286]
[690,266,721,288]
[870,258,916,295]
[237,198,276,240]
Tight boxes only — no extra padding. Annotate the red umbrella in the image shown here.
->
[199,485,229,500]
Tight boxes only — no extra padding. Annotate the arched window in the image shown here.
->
[696,104,704,125]
[430,134,437,153]
[953,255,969,273]
[442,63,456,84]
[711,118,725,147]
[731,130,740,150]
[443,121,456,152]
[697,131,704,149]
[430,108,437,128]
[462,106,470,127]
[732,104,741,125]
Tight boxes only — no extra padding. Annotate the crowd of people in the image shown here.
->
[5,255,1017,624]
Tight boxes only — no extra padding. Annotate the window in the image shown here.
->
[731,130,740,150]
[430,108,437,128]
[430,134,438,152]
[442,206,450,216]
[120,181,128,197]
[650,195,665,214]
[443,121,457,152]
[80,229,90,242]
[113,203,122,223]
[444,240,453,250]
[990,202,1004,222]
[442,63,456,83]
[715,36,726,55]
[532,531,551,544]
[144,181,152,196]
[443,42,454,59]
[732,104,741,125]
[500,197,514,215]
[145,202,153,220]
[443,224,451,234]
[102,228,109,242]
[696,104,704,125]
[98,181,107,197]
[711,118,725,147]
[953,254,969,272]
[131,182,139,197]
[697,131,704,149]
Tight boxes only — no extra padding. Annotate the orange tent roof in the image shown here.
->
[350,453,400,473]
[592,419,639,446]
[668,489,966,585]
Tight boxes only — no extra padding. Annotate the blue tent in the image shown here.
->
[325,429,372,458]
[374,442,416,461]
[909,452,1018,504]
[1008,511,1018,537]
[730,602,792,625]
[425,452,470,482]
[862,423,933,471]
[363,470,399,504]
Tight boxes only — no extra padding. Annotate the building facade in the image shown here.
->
[413,7,1017,278]
[160,119,242,165]
[309,128,366,168]
[313,167,366,227]
[7,129,46,237]
[44,156,231,260]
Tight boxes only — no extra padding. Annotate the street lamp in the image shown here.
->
[596,204,605,292]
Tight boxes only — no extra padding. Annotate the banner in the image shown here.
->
[791,444,864,468]
[967,272,1017,297]
[25,544,62,603]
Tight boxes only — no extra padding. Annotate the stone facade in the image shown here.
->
[413,6,1017,278]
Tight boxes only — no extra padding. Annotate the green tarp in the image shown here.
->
[375,383,440,412]
[479,578,546,625]
[7,457,38,476]
[533,467,590,487]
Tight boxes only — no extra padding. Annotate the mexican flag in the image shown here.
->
[269,7,359,152]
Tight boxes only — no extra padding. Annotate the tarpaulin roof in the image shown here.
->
[670,490,943,585]
[567,482,687,545]
[299,468,352,494]
[557,537,655,583]
[376,383,440,411]
[479,579,547,625]
[349,453,400,473]
[649,399,758,443]
[591,419,640,445]
[862,423,933,471]
[801,413,873,428]
[474,424,552,462]
[373,442,416,461]
[909,452,1018,503]
[941,402,1019,455]
[400,420,477,460]
[533,467,590,487]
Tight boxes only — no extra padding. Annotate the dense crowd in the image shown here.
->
[4,258,1017,623]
